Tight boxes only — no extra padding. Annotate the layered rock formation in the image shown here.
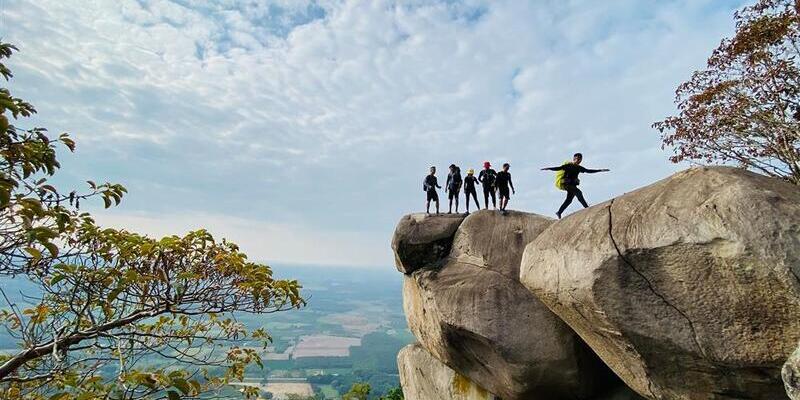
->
[393,167,800,400]
[521,167,800,399]
[394,210,634,400]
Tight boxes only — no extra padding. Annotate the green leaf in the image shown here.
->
[49,273,66,285]
[41,184,58,194]
[24,246,41,259]
[43,241,59,257]
[190,380,202,394]
[106,286,124,304]
[0,188,10,207]
[173,378,192,395]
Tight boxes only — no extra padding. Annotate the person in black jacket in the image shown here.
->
[445,164,463,214]
[541,153,610,219]
[478,161,497,210]
[423,166,441,214]
[495,163,515,214]
[463,169,480,213]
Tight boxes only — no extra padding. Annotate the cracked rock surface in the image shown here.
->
[400,210,622,400]
[521,166,800,400]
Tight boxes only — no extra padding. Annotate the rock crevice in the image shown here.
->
[394,210,636,400]
[394,167,800,400]
[606,198,706,360]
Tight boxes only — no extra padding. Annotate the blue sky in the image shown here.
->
[3,0,748,267]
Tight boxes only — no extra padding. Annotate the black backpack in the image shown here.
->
[481,169,496,186]
[451,168,462,186]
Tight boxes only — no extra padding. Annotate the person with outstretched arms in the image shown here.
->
[541,153,609,219]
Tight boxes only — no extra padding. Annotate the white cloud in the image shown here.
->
[3,0,749,266]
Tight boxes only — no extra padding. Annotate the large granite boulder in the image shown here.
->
[392,213,465,274]
[402,210,621,400]
[785,343,800,400]
[521,167,800,400]
[398,343,498,400]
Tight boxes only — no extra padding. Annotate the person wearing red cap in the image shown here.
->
[478,161,497,210]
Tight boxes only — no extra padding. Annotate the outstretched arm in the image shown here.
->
[579,166,610,173]
[541,166,564,171]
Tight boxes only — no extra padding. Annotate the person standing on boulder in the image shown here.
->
[445,164,463,214]
[496,163,515,214]
[463,169,480,214]
[541,153,610,219]
[478,161,497,210]
[423,166,442,214]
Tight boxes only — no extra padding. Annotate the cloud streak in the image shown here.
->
[4,0,748,266]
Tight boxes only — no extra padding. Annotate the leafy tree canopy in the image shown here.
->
[654,0,800,183]
[340,383,402,400]
[0,43,305,400]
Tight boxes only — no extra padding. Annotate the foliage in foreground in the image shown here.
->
[285,383,402,400]
[0,42,304,399]
[654,0,800,183]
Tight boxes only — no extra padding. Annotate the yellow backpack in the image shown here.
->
[554,161,572,191]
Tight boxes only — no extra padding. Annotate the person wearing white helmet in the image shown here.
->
[463,168,480,214]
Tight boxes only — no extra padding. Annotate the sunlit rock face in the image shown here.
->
[396,210,623,400]
[522,167,800,400]
[398,343,497,400]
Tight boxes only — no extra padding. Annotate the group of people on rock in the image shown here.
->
[423,153,610,219]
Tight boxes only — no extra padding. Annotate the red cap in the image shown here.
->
[483,161,491,168]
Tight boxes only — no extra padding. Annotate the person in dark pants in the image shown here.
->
[542,153,609,219]
[495,163,515,214]
[423,166,441,214]
[463,169,480,214]
[478,161,497,210]
[445,164,463,214]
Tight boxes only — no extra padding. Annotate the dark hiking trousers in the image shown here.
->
[465,188,480,210]
[483,185,496,207]
[558,185,588,215]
